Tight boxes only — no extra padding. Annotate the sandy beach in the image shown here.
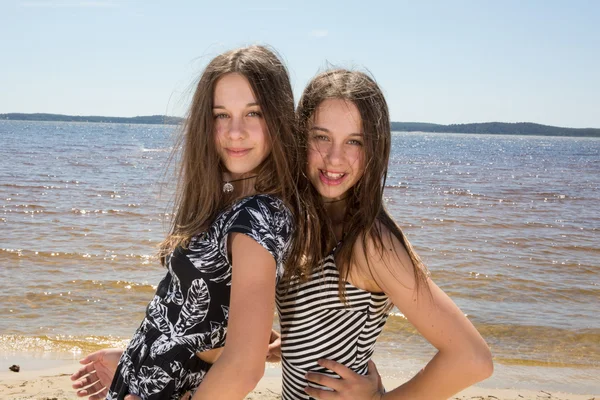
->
[0,363,596,400]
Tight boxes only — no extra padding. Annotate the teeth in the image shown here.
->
[323,171,344,179]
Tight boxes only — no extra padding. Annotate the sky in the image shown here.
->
[1,0,599,128]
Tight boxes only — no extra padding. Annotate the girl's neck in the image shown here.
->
[323,198,348,240]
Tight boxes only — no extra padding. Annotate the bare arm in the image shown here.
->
[191,232,276,399]
[308,229,493,400]
[367,232,493,399]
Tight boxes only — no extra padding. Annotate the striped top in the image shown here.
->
[276,252,390,400]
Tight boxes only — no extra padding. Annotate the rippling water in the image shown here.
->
[1,121,598,392]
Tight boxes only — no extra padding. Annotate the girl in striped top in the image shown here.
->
[277,69,494,400]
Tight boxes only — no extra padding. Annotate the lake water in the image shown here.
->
[0,120,598,393]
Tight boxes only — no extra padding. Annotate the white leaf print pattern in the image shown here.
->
[166,257,184,305]
[179,370,206,395]
[150,332,212,362]
[128,325,146,353]
[173,278,210,335]
[171,360,182,374]
[149,334,176,358]
[209,321,227,348]
[138,365,172,397]
[147,296,173,335]
[187,236,231,284]
[247,206,275,245]
[245,200,292,280]
[138,343,147,365]
[173,332,212,353]
[118,350,140,395]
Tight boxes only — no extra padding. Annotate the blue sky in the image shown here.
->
[1,0,599,128]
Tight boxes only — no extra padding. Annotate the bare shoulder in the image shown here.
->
[351,221,419,293]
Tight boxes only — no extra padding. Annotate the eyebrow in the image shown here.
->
[311,126,363,136]
[213,102,260,109]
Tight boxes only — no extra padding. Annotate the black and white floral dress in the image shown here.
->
[107,194,294,400]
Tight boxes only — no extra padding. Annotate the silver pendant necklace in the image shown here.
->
[222,175,258,193]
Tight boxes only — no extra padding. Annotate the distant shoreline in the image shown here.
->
[1,113,599,137]
[0,113,183,125]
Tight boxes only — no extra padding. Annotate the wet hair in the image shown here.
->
[159,45,320,273]
[296,68,430,301]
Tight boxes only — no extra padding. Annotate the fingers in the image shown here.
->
[78,350,103,365]
[75,384,107,400]
[267,337,281,351]
[367,359,379,376]
[267,340,281,358]
[71,362,95,381]
[73,375,106,398]
[124,395,143,400]
[75,384,104,399]
[317,359,354,380]
[266,336,281,362]
[89,389,109,400]
[367,360,385,393]
[305,372,342,392]
[71,370,107,399]
[72,374,93,389]
[304,386,336,400]
[84,381,106,397]
[269,329,280,341]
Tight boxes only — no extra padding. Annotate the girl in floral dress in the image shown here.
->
[72,45,320,400]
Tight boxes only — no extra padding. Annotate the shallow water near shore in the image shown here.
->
[1,120,598,393]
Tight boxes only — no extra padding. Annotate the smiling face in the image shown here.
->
[213,73,270,179]
[307,98,365,201]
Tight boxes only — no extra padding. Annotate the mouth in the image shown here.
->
[225,148,251,157]
[319,169,347,186]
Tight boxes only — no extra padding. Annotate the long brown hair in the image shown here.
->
[296,69,429,301]
[160,45,320,273]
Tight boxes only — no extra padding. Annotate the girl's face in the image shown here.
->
[213,73,270,178]
[307,98,365,202]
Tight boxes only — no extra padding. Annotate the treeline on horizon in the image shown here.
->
[1,113,599,137]
[0,113,183,125]
[390,121,600,137]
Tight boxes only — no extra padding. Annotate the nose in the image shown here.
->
[226,116,245,140]
[325,142,344,166]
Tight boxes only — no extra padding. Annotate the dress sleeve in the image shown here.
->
[222,195,295,282]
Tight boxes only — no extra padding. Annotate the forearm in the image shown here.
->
[190,233,275,399]
[191,352,263,400]
[382,349,492,400]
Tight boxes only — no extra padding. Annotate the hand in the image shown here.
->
[266,329,281,363]
[304,359,384,400]
[70,348,123,400]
